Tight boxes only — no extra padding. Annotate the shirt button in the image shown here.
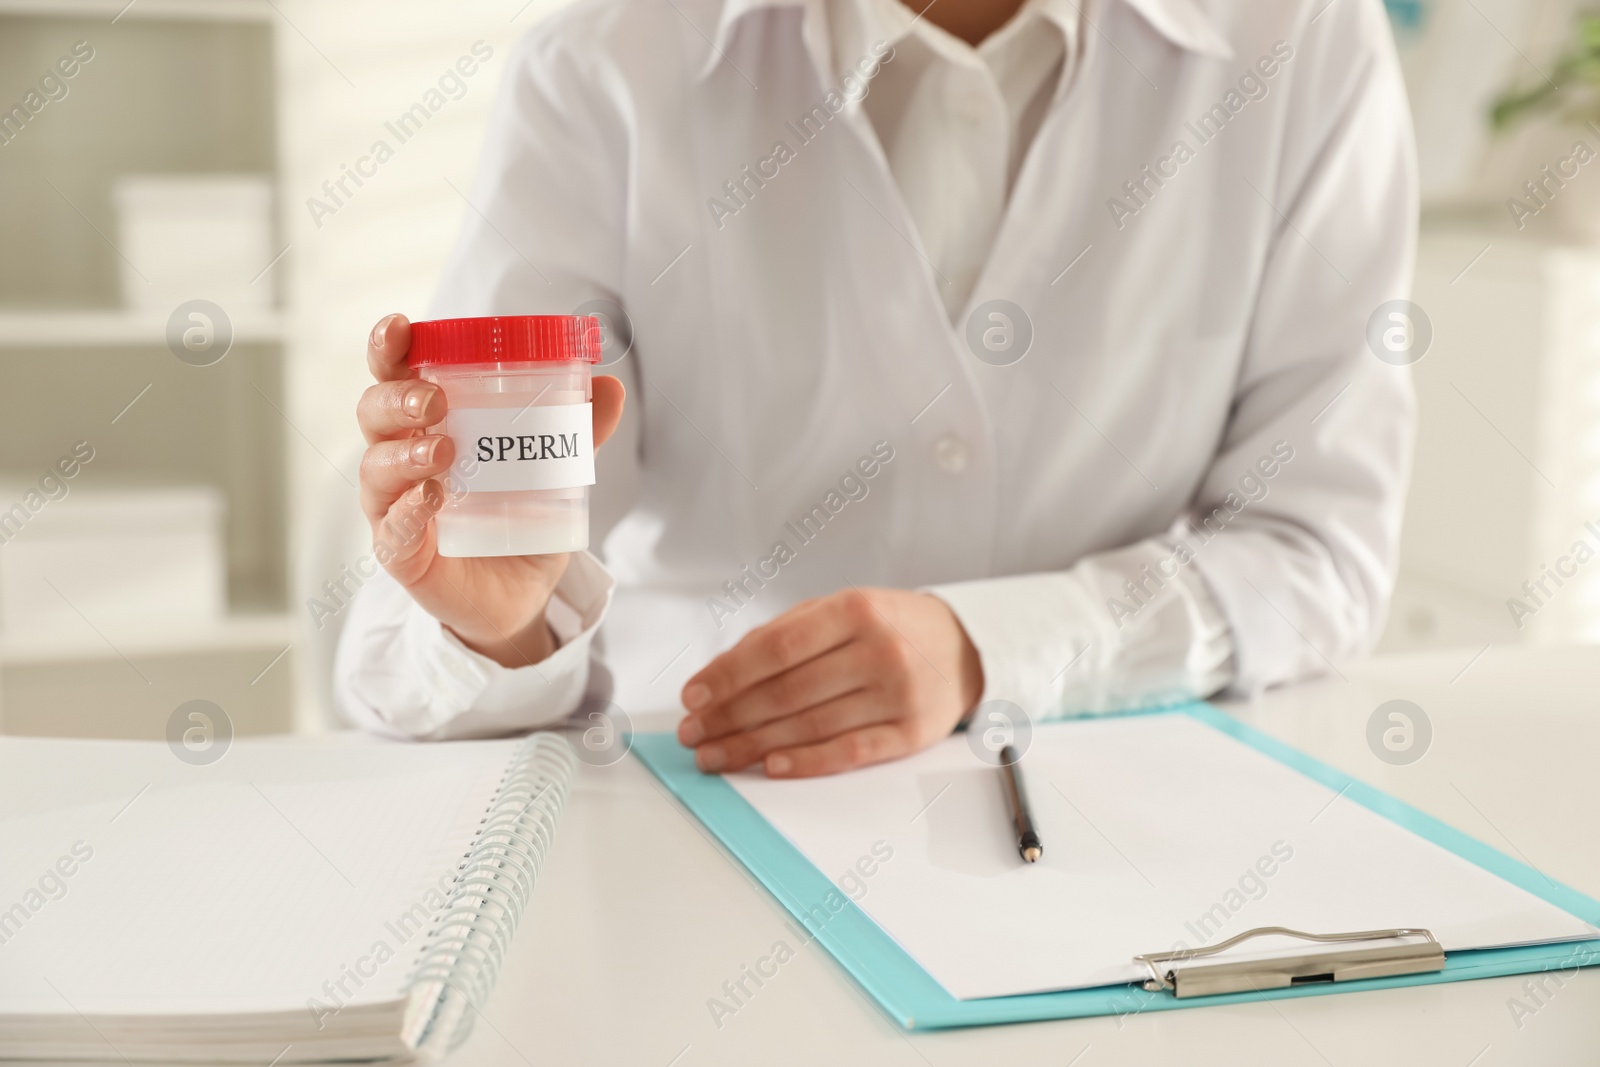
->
[441,651,477,684]
[934,435,970,475]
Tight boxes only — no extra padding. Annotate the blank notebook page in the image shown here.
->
[0,734,517,1016]
[727,712,1599,1000]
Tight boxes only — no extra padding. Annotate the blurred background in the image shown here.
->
[0,0,1595,740]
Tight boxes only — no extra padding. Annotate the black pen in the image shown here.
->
[998,745,1042,863]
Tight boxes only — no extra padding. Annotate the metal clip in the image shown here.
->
[1134,926,1445,999]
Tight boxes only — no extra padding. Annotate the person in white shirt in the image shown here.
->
[338,0,1417,778]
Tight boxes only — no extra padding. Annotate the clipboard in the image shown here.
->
[632,702,1600,1029]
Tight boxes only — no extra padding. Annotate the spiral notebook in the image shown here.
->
[0,731,578,1063]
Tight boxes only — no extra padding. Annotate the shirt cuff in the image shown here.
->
[925,538,1235,720]
[338,551,614,740]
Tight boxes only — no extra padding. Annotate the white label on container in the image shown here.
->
[447,403,595,493]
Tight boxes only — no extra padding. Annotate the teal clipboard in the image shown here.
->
[631,701,1600,1029]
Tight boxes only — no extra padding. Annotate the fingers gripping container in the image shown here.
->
[409,316,603,557]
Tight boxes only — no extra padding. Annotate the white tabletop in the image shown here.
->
[453,645,1600,1066]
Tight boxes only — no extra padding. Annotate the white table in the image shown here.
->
[454,645,1600,1066]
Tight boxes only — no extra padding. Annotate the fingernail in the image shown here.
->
[683,683,711,710]
[410,438,439,466]
[766,753,792,775]
[370,315,394,349]
[698,746,726,773]
[679,717,704,746]
[402,383,436,420]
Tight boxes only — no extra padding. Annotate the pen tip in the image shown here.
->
[1023,846,1041,863]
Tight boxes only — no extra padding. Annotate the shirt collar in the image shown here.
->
[695,0,809,82]
[880,0,1074,71]
[1116,0,1233,60]
[694,0,1232,83]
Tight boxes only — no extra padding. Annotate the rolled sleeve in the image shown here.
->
[335,551,614,740]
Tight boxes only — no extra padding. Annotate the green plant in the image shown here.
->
[1491,12,1600,131]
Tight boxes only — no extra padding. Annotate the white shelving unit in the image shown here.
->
[0,6,297,738]
[0,310,283,347]
[0,0,271,21]
[1382,219,1600,653]
[0,614,293,666]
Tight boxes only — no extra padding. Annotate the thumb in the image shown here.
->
[593,375,626,449]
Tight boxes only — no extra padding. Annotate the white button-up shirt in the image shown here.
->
[336,0,1417,741]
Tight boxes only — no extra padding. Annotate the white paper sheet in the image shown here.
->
[727,713,1597,1000]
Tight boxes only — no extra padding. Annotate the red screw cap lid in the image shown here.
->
[407,315,603,367]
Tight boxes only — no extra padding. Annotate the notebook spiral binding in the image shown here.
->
[400,732,579,1057]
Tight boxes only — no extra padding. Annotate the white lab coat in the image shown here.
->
[336,0,1417,739]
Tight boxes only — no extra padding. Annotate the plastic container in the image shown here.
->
[408,316,602,557]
